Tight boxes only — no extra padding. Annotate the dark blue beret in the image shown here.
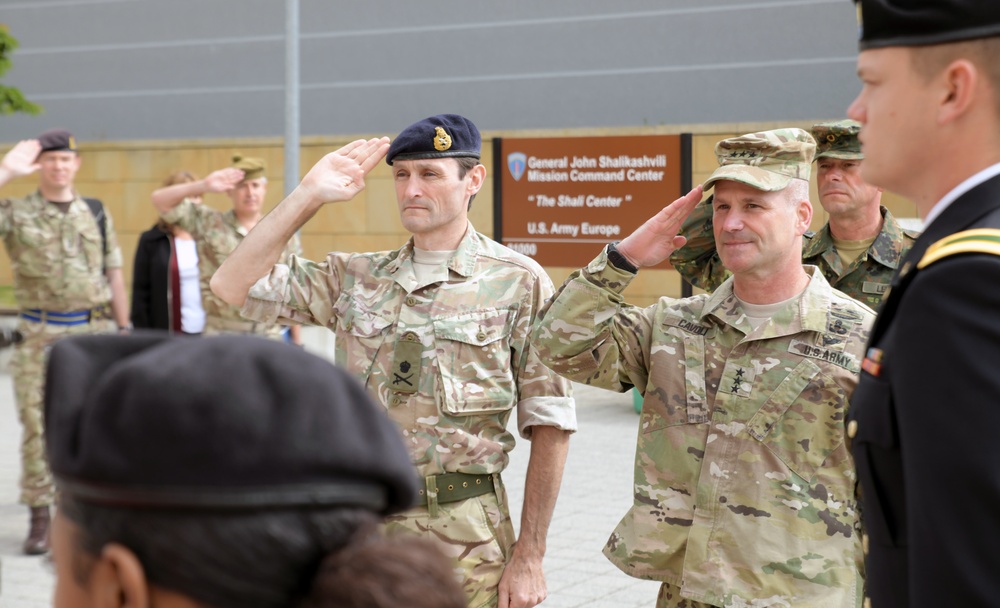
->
[386,114,481,166]
[44,333,419,515]
[37,128,77,154]
[856,0,1000,49]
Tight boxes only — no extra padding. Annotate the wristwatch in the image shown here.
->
[606,241,638,274]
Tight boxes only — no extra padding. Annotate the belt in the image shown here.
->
[418,473,495,517]
[20,305,111,326]
[204,316,263,333]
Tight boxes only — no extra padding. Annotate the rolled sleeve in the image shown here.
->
[241,264,292,326]
[517,395,577,439]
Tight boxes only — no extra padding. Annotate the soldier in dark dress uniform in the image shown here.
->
[846,1,1000,606]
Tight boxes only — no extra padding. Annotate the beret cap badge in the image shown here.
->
[386,114,481,165]
[433,127,453,152]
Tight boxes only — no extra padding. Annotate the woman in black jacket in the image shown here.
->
[130,171,204,333]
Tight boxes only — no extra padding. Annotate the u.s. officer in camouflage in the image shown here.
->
[532,129,874,607]
[210,115,576,608]
[0,131,130,556]
[671,120,918,308]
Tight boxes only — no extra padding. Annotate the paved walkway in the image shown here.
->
[0,330,661,607]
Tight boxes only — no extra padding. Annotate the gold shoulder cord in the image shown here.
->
[917,229,1000,269]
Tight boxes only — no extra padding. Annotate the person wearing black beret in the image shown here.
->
[846,1,1000,606]
[211,115,577,608]
[45,333,465,608]
[0,130,131,555]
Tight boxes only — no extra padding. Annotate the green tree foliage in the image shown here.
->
[0,24,42,115]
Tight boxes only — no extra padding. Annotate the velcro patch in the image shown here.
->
[788,339,859,372]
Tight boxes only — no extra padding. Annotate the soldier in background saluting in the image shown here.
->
[0,130,130,555]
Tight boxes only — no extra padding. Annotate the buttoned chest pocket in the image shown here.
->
[745,359,847,484]
[433,308,516,415]
[641,327,710,433]
[333,294,394,371]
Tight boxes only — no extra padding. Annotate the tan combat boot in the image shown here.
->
[23,505,50,555]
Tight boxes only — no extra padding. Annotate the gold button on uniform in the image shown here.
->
[476,331,487,341]
[405,296,417,307]
[847,420,858,439]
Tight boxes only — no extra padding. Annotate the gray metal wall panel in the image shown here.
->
[0,0,862,142]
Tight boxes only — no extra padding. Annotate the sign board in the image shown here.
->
[496,134,686,267]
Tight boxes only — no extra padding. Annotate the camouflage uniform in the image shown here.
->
[531,249,874,607]
[240,223,576,608]
[671,203,917,308]
[0,191,121,506]
[162,199,301,338]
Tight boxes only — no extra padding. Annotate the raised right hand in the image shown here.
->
[0,140,42,179]
[616,185,704,268]
[203,167,246,193]
[298,137,390,205]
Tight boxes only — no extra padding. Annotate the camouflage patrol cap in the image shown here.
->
[231,154,266,181]
[44,334,419,515]
[703,128,816,192]
[37,128,77,154]
[812,120,862,160]
[386,114,481,166]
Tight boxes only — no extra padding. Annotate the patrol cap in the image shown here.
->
[703,128,816,192]
[231,154,266,181]
[386,114,481,165]
[44,334,419,515]
[37,128,77,154]
[812,120,862,160]
[856,0,1000,50]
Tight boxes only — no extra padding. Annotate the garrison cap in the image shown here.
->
[37,128,77,154]
[812,120,863,160]
[44,334,419,515]
[856,0,1000,50]
[231,154,266,181]
[703,128,816,192]
[386,114,481,165]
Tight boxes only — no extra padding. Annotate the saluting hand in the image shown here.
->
[298,137,390,205]
[203,167,246,193]
[0,140,43,180]
[616,185,704,268]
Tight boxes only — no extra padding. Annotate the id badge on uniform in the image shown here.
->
[390,331,422,394]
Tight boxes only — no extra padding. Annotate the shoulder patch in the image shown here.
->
[918,228,1000,269]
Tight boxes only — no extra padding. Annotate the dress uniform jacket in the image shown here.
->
[531,249,874,607]
[670,203,916,307]
[162,199,300,335]
[848,170,1000,608]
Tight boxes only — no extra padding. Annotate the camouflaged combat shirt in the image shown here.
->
[0,191,122,310]
[670,204,917,308]
[241,223,576,477]
[531,249,873,607]
[163,199,302,323]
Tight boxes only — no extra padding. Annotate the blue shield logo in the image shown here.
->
[507,152,527,181]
